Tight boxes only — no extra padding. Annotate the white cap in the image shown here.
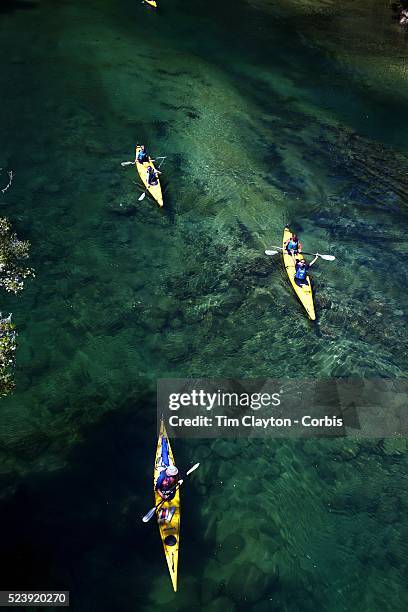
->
[166,465,178,476]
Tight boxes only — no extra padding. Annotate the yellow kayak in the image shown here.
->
[282,226,316,320]
[144,0,157,8]
[135,146,164,207]
[154,419,180,591]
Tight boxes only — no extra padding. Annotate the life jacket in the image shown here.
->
[138,150,148,163]
[147,167,157,184]
[287,238,299,251]
[295,263,307,280]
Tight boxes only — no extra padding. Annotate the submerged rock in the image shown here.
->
[200,577,221,606]
[382,438,407,455]
[216,533,246,565]
[204,596,236,612]
[211,439,241,460]
[225,562,269,604]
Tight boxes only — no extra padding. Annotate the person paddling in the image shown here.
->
[284,232,302,265]
[156,465,179,501]
[146,165,161,186]
[294,255,318,287]
[137,144,150,164]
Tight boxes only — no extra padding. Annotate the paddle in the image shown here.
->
[142,462,200,523]
[265,246,335,261]
[121,155,166,167]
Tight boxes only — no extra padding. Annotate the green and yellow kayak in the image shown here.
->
[282,226,316,320]
[154,419,180,591]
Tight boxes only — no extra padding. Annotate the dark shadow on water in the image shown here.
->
[0,399,155,610]
[0,0,37,14]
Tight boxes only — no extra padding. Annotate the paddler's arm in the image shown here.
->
[298,240,303,253]
[308,255,319,267]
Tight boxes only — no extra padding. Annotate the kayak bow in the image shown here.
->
[154,419,180,591]
[135,145,164,207]
[144,0,157,8]
[282,226,316,320]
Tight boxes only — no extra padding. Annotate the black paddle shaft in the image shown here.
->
[155,480,182,514]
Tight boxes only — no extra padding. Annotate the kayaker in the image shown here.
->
[294,256,318,287]
[137,145,150,164]
[284,232,302,259]
[146,165,161,186]
[156,465,179,501]
[284,232,302,253]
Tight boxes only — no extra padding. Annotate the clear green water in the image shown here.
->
[0,0,407,610]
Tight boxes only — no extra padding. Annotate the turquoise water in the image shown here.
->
[0,0,407,610]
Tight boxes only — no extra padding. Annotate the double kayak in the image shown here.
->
[154,419,180,591]
[282,226,316,320]
[135,145,164,207]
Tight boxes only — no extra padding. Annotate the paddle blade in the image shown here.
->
[138,192,146,201]
[186,463,200,476]
[121,161,135,167]
[318,254,336,261]
[142,506,156,523]
[265,250,279,256]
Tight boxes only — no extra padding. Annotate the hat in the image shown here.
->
[166,465,178,476]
